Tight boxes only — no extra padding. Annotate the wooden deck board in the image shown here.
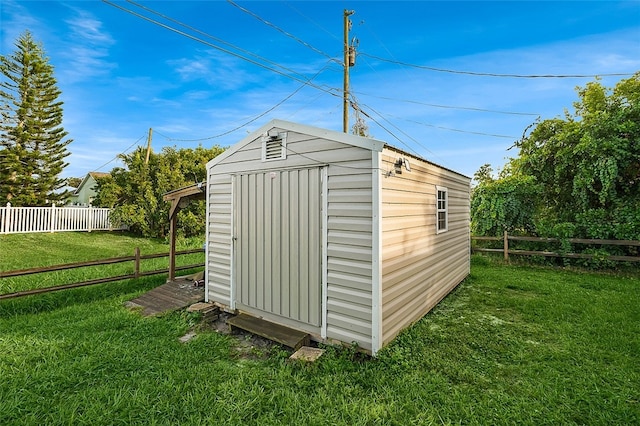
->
[128,279,204,316]
[227,313,310,350]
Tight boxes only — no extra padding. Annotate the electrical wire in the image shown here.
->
[92,135,146,172]
[102,0,341,96]
[272,137,396,174]
[349,100,421,158]
[154,62,335,142]
[384,113,518,139]
[357,18,416,84]
[353,91,539,116]
[360,52,635,78]
[359,102,441,158]
[124,0,325,86]
[283,1,340,41]
[226,0,337,61]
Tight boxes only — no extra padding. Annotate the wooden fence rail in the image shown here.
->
[0,203,126,234]
[472,231,640,263]
[0,248,204,300]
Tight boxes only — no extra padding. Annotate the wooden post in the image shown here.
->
[504,230,509,261]
[343,10,355,133]
[134,247,140,278]
[145,128,153,164]
[168,211,177,282]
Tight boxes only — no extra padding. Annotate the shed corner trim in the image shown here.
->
[371,150,383,355]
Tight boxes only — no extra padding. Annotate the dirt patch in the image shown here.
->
[201,311,288,360]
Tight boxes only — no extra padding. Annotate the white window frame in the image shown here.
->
[436,186,448,234]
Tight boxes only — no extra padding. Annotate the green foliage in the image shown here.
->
[66,177,82,188]
[93,145,224,238]
[472,73,640,249]
[471,174,541,236]
[472,163,494,185]
[511,73,640,239]
[0,31,71,206]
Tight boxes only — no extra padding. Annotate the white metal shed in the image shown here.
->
[205,119,470,355]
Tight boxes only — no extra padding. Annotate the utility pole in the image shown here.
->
[343,9,355,133]
[145,127,153,164]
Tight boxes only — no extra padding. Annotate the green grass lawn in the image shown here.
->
[0,234,638,425]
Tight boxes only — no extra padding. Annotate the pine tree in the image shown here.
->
[0,30,71,206]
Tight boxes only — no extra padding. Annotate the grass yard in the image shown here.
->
[0,234,639,425]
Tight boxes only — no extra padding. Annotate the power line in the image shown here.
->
[93,135,146,172]
[384,114,518,139]
[358,101,441,158]
[155,63,334,142]
[354,91,539,116]
[349,100,421,158]
[283,1,340,41]
[226,0,337,61]
[279,137,382,171]
[102,0,340,96]
[357,18,416,84]
[124,0,319,86]
[360,52,635,78]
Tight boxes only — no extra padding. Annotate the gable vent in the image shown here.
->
[262,131,287,161]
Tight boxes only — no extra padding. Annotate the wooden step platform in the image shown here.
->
[226,313,310,350]
[126,279,204,317]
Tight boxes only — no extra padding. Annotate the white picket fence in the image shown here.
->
[0,203,126,234]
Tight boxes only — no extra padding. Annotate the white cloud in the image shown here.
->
[60,7,116,82]
[169,50,258,90]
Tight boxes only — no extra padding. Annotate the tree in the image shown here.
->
[472,73,640,242]
[93,145,225,238]
[0,31,71,206]
[510,72,640,239]
[66,177,82,188]
[470,174,540,237]
[473,163,494,186]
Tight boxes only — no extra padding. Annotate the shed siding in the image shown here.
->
[206,174,233,305]
[326,160,375,350]
[207,127,375,350]
[380,148,470,346]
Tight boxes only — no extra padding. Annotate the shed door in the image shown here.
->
[234,168,323,327]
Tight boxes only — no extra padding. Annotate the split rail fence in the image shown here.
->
[472,231,640,263]
[0,248,204,300]
[0,203,126,234]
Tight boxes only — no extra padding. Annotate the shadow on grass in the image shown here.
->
[0,268,204,317]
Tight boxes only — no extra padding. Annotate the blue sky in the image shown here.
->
[2,1,639,180]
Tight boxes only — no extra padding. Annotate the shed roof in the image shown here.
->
[206,119,469,179]
[206,119,386,169]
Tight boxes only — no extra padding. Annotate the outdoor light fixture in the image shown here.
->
[394,157,411,174]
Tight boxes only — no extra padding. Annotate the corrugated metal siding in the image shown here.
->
[380,148,470,346]
[207,128,375,350]
[234,168,322,327]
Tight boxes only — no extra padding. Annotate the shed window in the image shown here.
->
[436,186,448,233]
[262,131,287,161]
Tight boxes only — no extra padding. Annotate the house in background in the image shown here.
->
[68,172,109,206]
[204,119,471,355]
